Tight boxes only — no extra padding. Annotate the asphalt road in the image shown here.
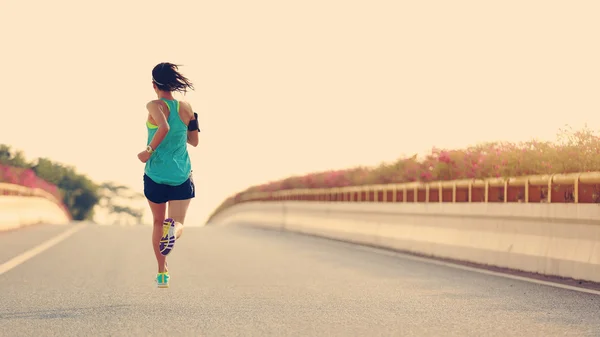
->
[1,223,599,337]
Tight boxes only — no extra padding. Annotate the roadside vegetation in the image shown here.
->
[210,125,600,218]
[0,144,143,222]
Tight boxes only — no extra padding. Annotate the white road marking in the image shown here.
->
[0,224,84,276]
[349,243,600,296]
[224,225,600,295]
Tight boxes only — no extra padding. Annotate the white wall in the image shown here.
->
[209,201,600,283]
[0,195,70,231]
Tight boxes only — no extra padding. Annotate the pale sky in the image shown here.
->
[1,1,599,225]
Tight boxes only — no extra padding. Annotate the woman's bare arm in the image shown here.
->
[183,102,199,147]
[147,100,170,150]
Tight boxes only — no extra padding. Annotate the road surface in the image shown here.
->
[1,223,599,336]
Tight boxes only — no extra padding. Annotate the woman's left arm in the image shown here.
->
[184,102,199,147]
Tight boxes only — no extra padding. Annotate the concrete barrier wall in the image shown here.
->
[0,195,70,231]
[209,201,600,283]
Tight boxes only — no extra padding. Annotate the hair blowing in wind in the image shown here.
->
[152,62,194,94]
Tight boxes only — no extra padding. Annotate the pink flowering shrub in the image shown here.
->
[208,126,600,218]
[0,164,62,202]
[238,126,600,192]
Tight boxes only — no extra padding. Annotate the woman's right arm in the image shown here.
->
[147,100,171,150]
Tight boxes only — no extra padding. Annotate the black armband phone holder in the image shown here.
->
[188,112,200,132]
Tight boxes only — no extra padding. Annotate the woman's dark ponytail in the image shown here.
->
[152,62,194,94]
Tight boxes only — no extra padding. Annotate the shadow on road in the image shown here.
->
[0,304,131,320]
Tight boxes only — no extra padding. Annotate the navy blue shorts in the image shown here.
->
[143,173,195,204]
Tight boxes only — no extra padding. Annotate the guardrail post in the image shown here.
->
[438,182,443,203]
[425,184,430,203]
[413,186,418,202]
[374,187,379,202]
[392,185,397,203]
[525,178,529,203]
[575,174,581,203]
[403,187,407,203]
[452,182,456,203]
[468,181,472,202]
[548,175,554,203]
[484,180,489,203]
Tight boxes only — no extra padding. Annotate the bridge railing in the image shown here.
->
[208,171,600,284]
[224,171,600,205]
[207,171,600,222]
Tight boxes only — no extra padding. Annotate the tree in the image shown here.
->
[0,144,102,221]
[0,145,30,168]
[98,182,145,225]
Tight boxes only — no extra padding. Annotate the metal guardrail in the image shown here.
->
[226,171,600,205]
[0,182,62,204]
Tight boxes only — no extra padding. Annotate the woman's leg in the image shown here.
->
[168,198,192,239]
[147,199,168,273]
[144,174,170,273]
[166,174,195,241]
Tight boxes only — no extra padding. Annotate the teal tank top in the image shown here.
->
[144,98,192,186]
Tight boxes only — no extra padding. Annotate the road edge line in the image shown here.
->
[0,224,84,276]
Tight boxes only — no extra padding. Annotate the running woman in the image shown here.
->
[137,62,199,288]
